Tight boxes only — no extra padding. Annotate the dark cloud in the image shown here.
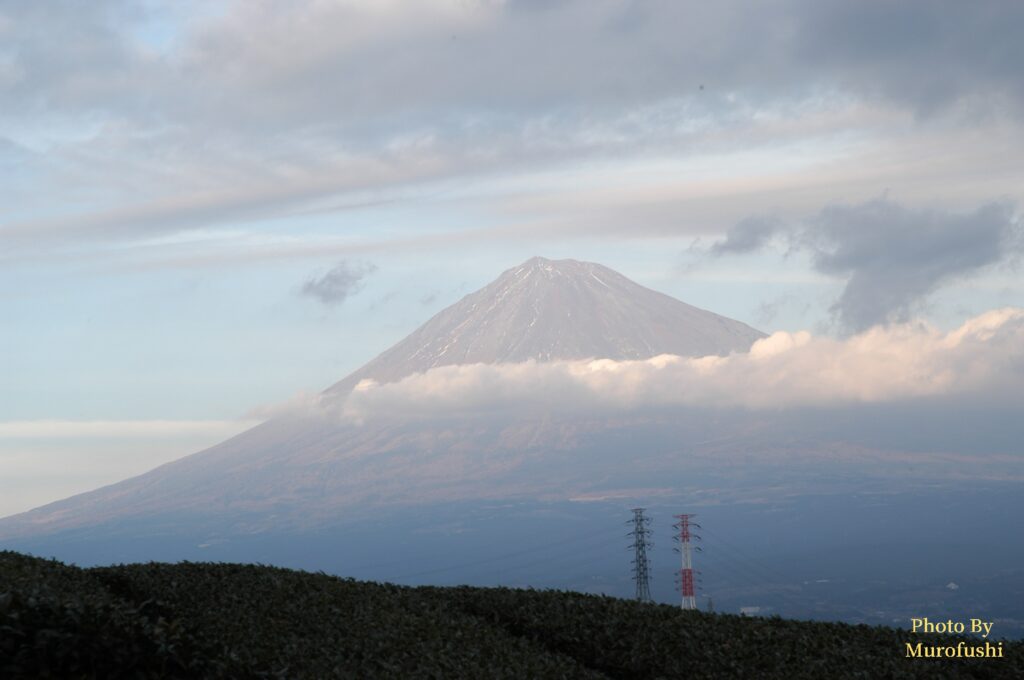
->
[715,199,1021,333]
[809,199,1019,332]
[794,0,1024,115]
[709,216,782,255]
[300,261,376,307]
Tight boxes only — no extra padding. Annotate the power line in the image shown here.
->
[699,525,794,584]
[382,524,624,582]
[490,532,630,584]
[697,524,807,615]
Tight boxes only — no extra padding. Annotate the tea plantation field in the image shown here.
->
[1,551,1019,678]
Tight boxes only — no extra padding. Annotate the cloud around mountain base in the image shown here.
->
[333,307,1024,420]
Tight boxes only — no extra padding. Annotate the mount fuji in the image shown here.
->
[0,258,770,544]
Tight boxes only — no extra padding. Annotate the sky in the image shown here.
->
[3,0,1024,516]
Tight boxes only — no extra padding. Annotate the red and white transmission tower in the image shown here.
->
[673,514,701,610]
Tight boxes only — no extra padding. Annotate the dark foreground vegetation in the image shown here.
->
[1,550,1020,678]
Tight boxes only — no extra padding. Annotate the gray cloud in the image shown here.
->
[794,0,1024,116]
[809,199,1020,332]
[7,0,1022,128]
[300,260,376,307]
[712,198,1022,333]
[170,0,1024,133]
[709,216,782,255]
[3,0,1023,249]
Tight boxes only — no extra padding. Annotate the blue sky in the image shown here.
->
[2,0,1023,515]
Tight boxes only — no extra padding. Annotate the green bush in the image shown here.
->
[1,551,1019,678]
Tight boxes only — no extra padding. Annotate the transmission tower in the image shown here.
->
[628,508,653,602]
[673,514,701,610]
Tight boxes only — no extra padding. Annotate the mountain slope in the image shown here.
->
[327,256,764,394]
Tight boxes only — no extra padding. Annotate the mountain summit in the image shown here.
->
[328,256,764,394]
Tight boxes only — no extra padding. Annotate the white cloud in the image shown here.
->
[336,307,1024,419]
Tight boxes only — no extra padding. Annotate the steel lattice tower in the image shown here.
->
[628,508,653,602]
[673,514,701,610]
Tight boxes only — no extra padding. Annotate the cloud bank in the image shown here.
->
[334,308,1024,420]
